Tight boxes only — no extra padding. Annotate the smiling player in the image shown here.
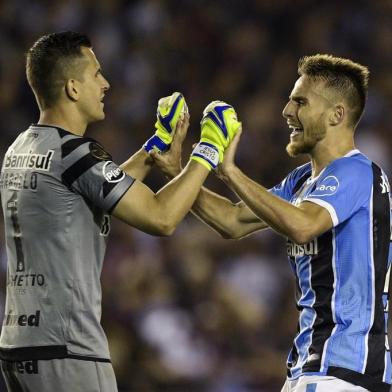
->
[153,55,392,392]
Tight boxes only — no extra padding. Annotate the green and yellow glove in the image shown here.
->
[144,92,188,153]
[191,101,241,170]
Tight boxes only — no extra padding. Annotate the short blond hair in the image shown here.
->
[298,54,369,127]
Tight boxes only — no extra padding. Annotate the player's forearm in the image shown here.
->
[191,187,241,238]
[155,160,209,234]
[120,148,154,181]
[224,166,312,243]
[191,187,265,239]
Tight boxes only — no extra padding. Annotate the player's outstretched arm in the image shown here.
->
[113,160,208,236]
[218,129,333,244]
[150,143,267,237]
[120,92,187,181]
[112,101,240,236]
[191,190,268,239]
[151,100,267,238]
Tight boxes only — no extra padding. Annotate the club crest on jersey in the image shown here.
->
[3,150,54,171]
[102,162,125,183]
[309,175,339,197]
[287,238,318,257]
[90,142,112,161]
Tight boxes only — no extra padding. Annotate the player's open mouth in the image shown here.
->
[289,125,303,137]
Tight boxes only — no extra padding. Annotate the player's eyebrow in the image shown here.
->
[290,95,308,104]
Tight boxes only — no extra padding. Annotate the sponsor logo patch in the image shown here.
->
[8,273,45,287]
[3,310,40,327]
[16,360,39,374]
[3,150,54,171]
[287,238,318,257]
[309,175,339,197]
[102,162,125,183]
[3,360,39,374]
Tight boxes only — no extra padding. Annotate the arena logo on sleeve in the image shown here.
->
[102,162,125,183]
[310,175,339,197]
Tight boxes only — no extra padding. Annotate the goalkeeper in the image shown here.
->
[0,32,240,392]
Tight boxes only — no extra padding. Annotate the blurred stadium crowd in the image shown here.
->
[1,0,392,391]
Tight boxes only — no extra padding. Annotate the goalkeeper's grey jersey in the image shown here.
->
[0,124,135,362]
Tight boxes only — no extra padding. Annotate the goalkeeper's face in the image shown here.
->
[75,47,110,124]
[282,76,333,157]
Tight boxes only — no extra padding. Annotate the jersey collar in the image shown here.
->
[344,149,360,157]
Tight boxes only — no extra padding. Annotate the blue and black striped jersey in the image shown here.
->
[271,149,391,392]
[0,124,134,362]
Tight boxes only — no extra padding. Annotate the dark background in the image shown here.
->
[0,0,392,391]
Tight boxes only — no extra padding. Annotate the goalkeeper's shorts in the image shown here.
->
[1,357,118,392]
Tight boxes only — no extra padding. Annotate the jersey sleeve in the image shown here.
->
[303,158,372,227]
[269,163,312,201]
[60,136,135,213]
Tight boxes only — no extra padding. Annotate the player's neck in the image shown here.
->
[310,136,356,178]
[38,106,88,136]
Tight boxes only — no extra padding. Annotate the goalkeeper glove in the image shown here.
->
[191,101,241,170]
[144,92,188,153]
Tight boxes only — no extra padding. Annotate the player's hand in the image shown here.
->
[216,125,242,182]
[150,112,190,178]
[190,101,241,171]
[144,92,188,153]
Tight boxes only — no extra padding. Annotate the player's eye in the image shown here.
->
[294,99,306,106]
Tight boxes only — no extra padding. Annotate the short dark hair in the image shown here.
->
[26,31,92,109]
[298,54,369,127]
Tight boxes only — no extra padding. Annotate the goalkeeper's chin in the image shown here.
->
[91,107,106,123]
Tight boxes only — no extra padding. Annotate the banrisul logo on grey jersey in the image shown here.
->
[102,161,125,183]
[3,150,54,171]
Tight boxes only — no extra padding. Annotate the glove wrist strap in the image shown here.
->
[144,135,169,153]
[191,142,219,170]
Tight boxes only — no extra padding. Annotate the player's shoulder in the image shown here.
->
[25,124,108,160]
[328,149,372,175]
[60,134,110,162]
[59,132,113,189]
[322,150,376,193]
